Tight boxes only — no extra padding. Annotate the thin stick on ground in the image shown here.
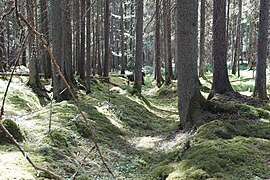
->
[70,146,96,180]
[17,12,115,179]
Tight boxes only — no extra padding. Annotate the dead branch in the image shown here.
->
[18,12,115,179]
[70,146,96,180]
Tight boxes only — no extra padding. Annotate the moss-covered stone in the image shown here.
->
[0,119,25,144]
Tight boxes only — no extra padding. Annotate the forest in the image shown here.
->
[0,0,270,179]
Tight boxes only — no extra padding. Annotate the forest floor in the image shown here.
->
[0,67,270,179]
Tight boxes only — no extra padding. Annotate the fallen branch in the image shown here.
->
[18,12,115,179]
[230,78,254,83]
[70,146,96,180]
[0,73,45,77]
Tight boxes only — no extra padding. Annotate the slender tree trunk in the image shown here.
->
[103,0,110,77]
[248,20,254,70]
[253,0,269,100]
[232,0,242,76]
[134,0,144,93]
[79,0,85,80]
[92,1,96,76]
[96,0,102,76]
[120,0,126,74]
[155,0,162,87]
[40,0,51,79]
[226,0,231,56]
[0,22,5,71]
[27,0,42,90]
[63,0,74,86]
[164,0,173,84]
[86,0,92,94]
[199,0,206,77]
[209,0,233,98]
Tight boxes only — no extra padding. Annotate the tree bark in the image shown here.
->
[199,0,206,77]
[177,0,206,129]
[86,0,92,94]
[209,0,233,98]
[120,0,126,74]
[79,0,86,80]
[134,0,144,93]
[253,0,269,100]
[27,0,42,90]
[155,0,162,87]
[103,0,110,77]
[40,0,51,79]
[164,0,173,84]
[231,0,242,76]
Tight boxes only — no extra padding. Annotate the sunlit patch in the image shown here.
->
[0,151,35,179]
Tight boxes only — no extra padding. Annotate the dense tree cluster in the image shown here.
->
[0,0,268,128]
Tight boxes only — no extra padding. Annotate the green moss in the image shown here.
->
[74,119,92,138]
[7,89,41,112]
[208,102,270,119]
[0,119,25,144]
[109,95,175,135]
[157,87,177,98]
[152,118,270,179]
[50,131,68,148]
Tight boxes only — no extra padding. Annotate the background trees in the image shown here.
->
[0,0,269,119]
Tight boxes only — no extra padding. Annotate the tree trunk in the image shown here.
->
[86,0,92,94]
[63,0,74,86]
[177,0,206,130]
[75,0,81,76]
[27,0,42,90]
[40,0,51,79]
[199,0,206,77]
[248,20,254,70]
[120,0,126,75]
[103,0,110,77]
[52,0,72,101]
[155,0,162,87]
[231,0,242,76]
[79,0,86,80]
[164,0,173,84]
[0,21,5,72]
[96,0,102,76]
[210,0,233,98]
[253,0,269,100]
[134,0,144,93]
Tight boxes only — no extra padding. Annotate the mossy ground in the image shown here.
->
[0,70,270,179]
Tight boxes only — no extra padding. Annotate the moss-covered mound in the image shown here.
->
[151,119,270,179]
[0,119,25,144]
